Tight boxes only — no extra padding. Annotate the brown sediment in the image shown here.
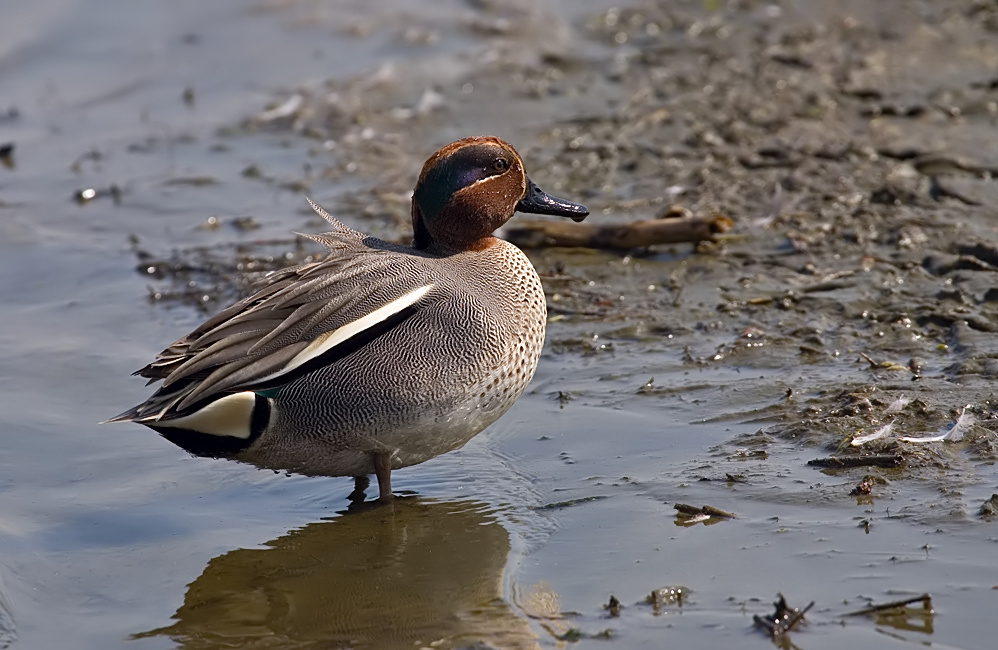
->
[808,455,904,469]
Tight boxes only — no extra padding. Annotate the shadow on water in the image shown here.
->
[134,497,539,650]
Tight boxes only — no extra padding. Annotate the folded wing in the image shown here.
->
[107,199,438,424]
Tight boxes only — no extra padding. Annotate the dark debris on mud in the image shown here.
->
[132,235,320,312]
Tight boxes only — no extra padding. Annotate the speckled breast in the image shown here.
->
[246,239,549,477]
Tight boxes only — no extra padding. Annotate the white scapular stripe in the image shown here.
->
[160,391,257,438]
[281,283,434,375]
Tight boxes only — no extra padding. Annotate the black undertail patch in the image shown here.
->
[152,393,270,458]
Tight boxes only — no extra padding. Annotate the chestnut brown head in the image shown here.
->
[411,136,588,251]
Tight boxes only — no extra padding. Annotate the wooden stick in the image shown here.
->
[844,593,932,617]
[504,214,733,250]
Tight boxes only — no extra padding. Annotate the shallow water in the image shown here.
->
[2,0,998,648]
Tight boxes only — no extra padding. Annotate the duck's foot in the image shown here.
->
[348,475,369,503]
[373,452,393,503]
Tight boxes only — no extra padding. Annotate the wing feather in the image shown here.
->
[176,344,306,411]
[162,330,265,388]
[246,299,329,353]
[122,198,442,423]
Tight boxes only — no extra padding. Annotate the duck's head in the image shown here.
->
[411,136,589,251]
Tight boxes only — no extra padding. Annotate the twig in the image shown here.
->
[504,214,732,249]
[844,593,931,617]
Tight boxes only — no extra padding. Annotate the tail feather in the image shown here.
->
[102,379,195,425]
[101,406,143,424]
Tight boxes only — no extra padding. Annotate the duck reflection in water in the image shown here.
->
[134,498,544,649]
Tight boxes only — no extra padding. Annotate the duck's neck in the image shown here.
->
[411,202,501,253]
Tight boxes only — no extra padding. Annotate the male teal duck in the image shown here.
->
[108,136,589,503]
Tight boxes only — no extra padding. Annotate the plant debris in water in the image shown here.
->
[673,503,736,523]
[849,475,877,496]
[644,586,688,613]
[603,595,621,618]
[844,593,932,618]
[753,594,814,639]
[843,593,934,634]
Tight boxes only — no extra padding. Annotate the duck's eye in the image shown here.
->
[492,158,509,173]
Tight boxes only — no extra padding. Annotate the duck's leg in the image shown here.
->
[373,452,393,503]
[348,475,369,503]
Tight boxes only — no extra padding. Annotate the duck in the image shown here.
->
[107,135,589,503]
